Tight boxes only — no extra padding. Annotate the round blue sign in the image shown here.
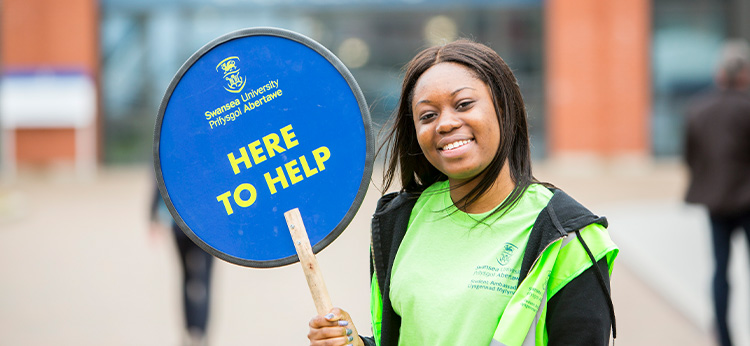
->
[154,28,373,268]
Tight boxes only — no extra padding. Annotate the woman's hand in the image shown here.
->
[308,308,364,346]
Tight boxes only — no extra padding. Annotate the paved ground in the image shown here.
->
[535,159,748,346]
[0,161,743,345]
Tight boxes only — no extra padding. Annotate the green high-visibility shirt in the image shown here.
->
[389,181,553,345]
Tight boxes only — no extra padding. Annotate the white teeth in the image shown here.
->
[443,139,471,150]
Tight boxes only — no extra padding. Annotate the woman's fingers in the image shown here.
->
[308,329,355,346]
[309,315,349,328]
[308,308,357,346]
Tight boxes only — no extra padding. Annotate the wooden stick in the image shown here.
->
[284,208,333,316]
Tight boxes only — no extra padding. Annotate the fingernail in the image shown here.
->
[324,313,334,320]
[338,320,349,326]
[346,328,352,336]
[348,335,354,342]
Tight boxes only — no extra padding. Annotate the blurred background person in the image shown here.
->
[684,39,750,346]
[150,186,215,346]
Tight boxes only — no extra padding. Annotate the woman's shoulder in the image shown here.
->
[373,190,421,217]
[524,183,555,200]
[372,180,448,221]
[533,186,608,232]
[510,183,555,214]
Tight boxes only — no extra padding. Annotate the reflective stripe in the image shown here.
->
[521,289,547,346]
[491,225,617,346]
[491,288,548,346]
[560,232,578,248]
[514,233,574,346]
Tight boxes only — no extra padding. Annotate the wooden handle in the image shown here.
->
[284,208,333,315]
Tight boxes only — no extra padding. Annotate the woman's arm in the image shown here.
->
[546,258,612,345]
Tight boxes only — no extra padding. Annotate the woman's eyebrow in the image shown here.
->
[415,86,477,106]
[451,86,475,96]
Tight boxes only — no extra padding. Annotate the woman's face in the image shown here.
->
[411,62,501,184]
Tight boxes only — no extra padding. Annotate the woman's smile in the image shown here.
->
[439,138,473,151]
[437,138,474,159]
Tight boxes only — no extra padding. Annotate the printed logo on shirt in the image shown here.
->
[467,243,521,295]
[469,264,518,295]
[496,242,518,266]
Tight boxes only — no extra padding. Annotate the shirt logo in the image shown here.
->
[216,56,246,93]
[497,242,518,266]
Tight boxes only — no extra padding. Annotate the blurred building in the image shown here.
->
[1,0,748,174]
[0,0,99,177]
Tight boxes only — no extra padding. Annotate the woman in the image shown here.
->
[308,39,618,346]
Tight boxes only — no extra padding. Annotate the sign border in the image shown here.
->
[153,27,374,268]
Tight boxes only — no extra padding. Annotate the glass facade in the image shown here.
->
[100,0,748,163]
[100,1,545,163]
[651,0,730,157]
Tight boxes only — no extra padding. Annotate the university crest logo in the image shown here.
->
[216,56,246,93]
[497,242,518,266]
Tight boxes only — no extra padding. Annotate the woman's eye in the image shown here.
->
[419,112,437,121]
[457,100,474,110]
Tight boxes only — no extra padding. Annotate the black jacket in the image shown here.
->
[361,187,614,346]
[685,90,750,216]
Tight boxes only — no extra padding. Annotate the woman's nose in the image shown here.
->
[436,110,461,134]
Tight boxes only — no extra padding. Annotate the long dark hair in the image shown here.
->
[379,39,541,215]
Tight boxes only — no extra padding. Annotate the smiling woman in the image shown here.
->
[383,41,531,217]
[306,39,619,346]
[410,62,505,212]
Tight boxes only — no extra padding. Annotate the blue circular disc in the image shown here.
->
[154,27,373,268]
